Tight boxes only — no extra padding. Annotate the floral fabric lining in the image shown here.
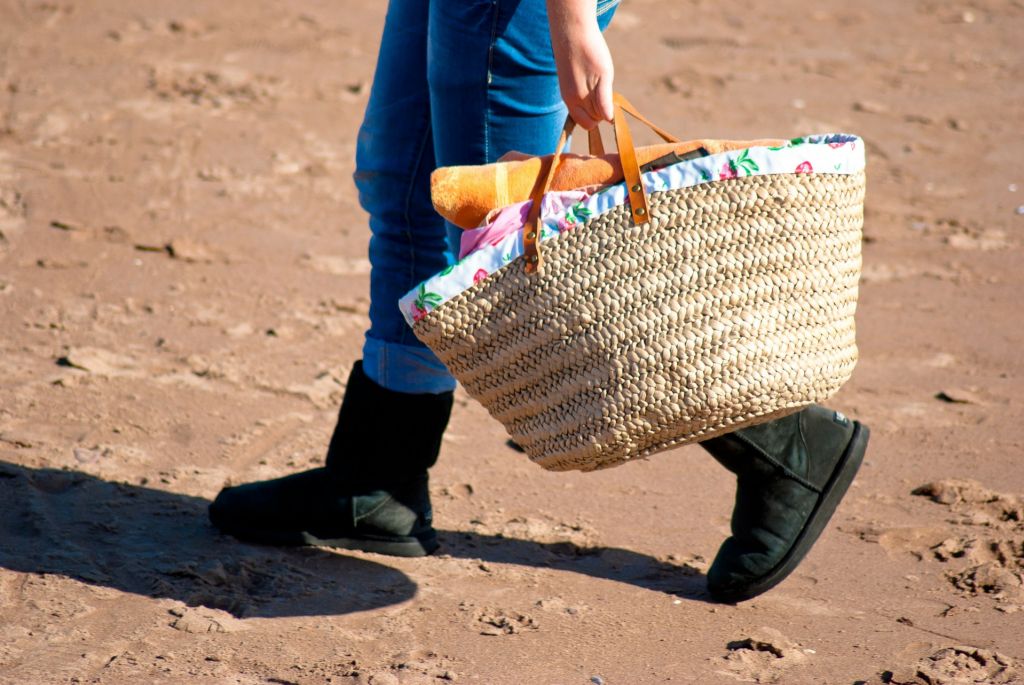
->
[401,134,865,326]
[458,190,590,260]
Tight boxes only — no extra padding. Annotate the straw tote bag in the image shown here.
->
[408,93,865,472]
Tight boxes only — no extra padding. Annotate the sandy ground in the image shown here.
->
[1,0,1023,683]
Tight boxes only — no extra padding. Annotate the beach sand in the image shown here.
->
[0,1,1022,682]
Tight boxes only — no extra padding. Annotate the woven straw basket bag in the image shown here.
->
[410,94,864,472]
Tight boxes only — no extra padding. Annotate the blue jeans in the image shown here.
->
[355,0,619,394]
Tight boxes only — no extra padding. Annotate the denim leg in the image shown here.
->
[428,0,618,255]
[357,0,618,394]
[355,1,456,394]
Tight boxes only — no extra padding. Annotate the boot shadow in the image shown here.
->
[0,460,416,618]
[0,459,708,616]
[436,529,710,601]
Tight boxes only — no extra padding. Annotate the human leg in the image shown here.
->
[427,0,618,254]
[209,1,453,555]
[357,2,455,395]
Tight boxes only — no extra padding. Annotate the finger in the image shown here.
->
[569,103,598,131]
[579,95,605,127]
[593,76,614,123]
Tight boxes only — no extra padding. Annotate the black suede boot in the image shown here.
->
[700,405,869,603]
[208,361,453,557]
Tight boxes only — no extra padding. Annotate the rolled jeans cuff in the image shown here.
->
[362,336,457,395]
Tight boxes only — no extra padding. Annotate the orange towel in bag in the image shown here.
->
[430,137,786,230]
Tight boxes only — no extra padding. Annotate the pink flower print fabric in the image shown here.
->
[720,149,760,180]
[459,202,530,260]
[411,282,442,322]
[458,190,589,260]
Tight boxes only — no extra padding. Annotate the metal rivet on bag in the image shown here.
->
[526,231,536,240]
[631,184,642,193]
[635,207,646,216]
[530,255,539,263]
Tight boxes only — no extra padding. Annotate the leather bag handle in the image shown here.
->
[522,93,680,274]
[587,126,605,156]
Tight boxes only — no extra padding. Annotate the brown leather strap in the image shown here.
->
[523,93,674,274]
[587,126,605,156]
[523,117,575,273]
[612,94,650,226]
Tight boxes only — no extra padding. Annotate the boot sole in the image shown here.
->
[212,520,439,558]
[709,421,870,604]
[301,531,440,558]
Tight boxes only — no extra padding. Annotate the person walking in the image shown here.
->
[209,0,869,604]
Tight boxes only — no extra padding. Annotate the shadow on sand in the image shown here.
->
[0,460,708,619]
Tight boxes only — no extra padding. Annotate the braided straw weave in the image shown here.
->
[414,171,866,471]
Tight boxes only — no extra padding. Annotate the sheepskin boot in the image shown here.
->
[208,361,453,556]
[700,405,869,602]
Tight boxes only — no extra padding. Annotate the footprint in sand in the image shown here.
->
[0,186,28,240]
[945,230,1011,251]
[56,347,146,377]
[850,479,1024,608]
[719,627,809,684]
[146,63,280,109]
[167,605,248,634]
[474,607,538,636]
[495,514,600,548]
[534,596,592,618]
[339,648,459,684]
[107,17,211,44]
[384,649,458,683]
[878,645,1020,684]
[911,480,1024,606]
